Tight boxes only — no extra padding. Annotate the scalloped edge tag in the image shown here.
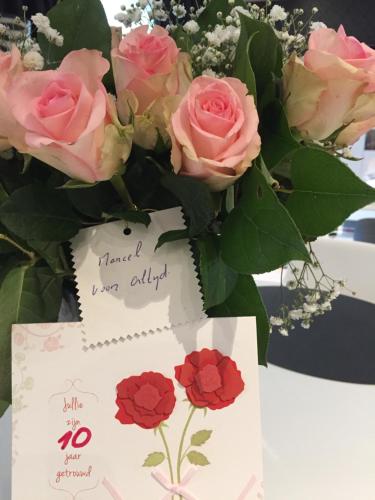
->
[70,207,206,348]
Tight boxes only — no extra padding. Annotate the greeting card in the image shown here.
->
[12,318,263,499]
[70,207,205,347]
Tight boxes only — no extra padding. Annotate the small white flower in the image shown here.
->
[279,328,289,336]
[0,23,7,35]
[312,7,319,14]
[310,21,327,32]
[269,5,288,22]
[114,12,128,23]
[132,8,142,23]
[301,321,311,329]
[183,20,199,34]
[23,51,44,71]
[289,309,303,320]
[31,13,50,31]
[295,34,306,45]
[321,302,332,311]
[342,147,354,159]
[270,316,283,326]
[202,68,217,77]
[153,8,168,21]
[286,280,297,290]
[233,6,251,18]
[172,4,187,19]
[303,303,318,314]
[226,15,233,24]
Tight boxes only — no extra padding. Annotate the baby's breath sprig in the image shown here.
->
[270,244,355,336]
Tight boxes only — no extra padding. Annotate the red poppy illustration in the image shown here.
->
[175,348,245,410]
[115,372,176,429]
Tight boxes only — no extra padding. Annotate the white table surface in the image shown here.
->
[1,364,374,500]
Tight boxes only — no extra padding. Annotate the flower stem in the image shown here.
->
[158,425,174,486]
[177,406,196,498]
[110,175,137,211]
[0,233,35,261]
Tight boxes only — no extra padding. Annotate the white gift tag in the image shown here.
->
[12,318,263,500]
[70,207,205,347]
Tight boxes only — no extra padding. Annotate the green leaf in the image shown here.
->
[0,225,16,254]
[235,14,282,101]
[27,241,68,275]
[233,25,258,100]
[38,0,112,70]
[197,235,238,309]
[58,180,98,189]
[109,210,151,227]
[261,100,301,169]
[143,452,165,467]
[209,275,269,366]
[286,149,375,237]
[0,264,63,406]
[221,168,309,274]
[0,184,80,242]
[191,429,213,447]
[67,182,117,219]
[172,25,194,52]
[155,229,189,251]
[0,399,9,418]
[161,174,214,237]
[197,0,246,29]
[0,182,8,204]
[187,450,210,466]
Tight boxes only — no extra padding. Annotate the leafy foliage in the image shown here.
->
[261,100,302,168]
[286,149,375,237]
[234,13,283,104]
[197,235,238,309]
[221,167,310,274]
[0,185,80,242]
[38,0,111,68]
[155,229,189,251]
[0,263,62,415]
[209,275,270,366]
[161,174,215,237]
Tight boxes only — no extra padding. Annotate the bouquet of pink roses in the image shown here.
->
[0,0,375,416]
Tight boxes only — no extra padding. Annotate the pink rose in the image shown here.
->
[283,26,375,146]
[169,76,261,191]
[7,49,130,182]
[112,25,191,114]
[0,46,25,151]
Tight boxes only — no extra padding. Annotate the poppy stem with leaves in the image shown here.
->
[158,424,175,486]
[176,405,197,496]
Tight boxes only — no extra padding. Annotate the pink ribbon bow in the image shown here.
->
[103,477,124,500]
[151,468,198,500]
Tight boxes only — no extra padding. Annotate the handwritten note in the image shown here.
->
[70,207,205,347]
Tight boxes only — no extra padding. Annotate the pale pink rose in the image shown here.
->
[283,26,375,146]
[7,49,129,182]
[112,25,192,114]
[169,76,261,191]
[0,46,25,151]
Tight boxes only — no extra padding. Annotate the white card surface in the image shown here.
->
[70,207,205,347]
[12,318,263,499]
